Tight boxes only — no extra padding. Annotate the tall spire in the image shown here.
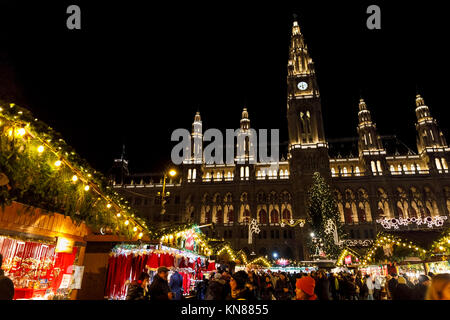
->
[240,107,250,130]
[288,20,315,77]
[191,111,203,163]
[357,98,384,154]
[415,94,447,153]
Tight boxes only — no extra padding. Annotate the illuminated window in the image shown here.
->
[245,166,250,178]
[435,158,442,170]
[376,160,382,174]
[371,161,377,175]
[403,164,408,173]
[410,164,415,173]
[188,169,192,180]
[331,167,336,176]
[192,169,196,180]
[390,165,395,174]
[416,164,421,172]
[442,158,448,170]
[355,166,360,176]
[240,166,244,179]
[343,167,348,177]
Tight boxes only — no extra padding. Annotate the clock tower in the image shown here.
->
[287,20,330,224]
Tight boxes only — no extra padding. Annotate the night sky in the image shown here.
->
[0,1,448,174]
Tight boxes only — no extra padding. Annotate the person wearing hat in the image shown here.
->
[392,276,413,300]
[413,275,431,300]
[149,266,173,300]
[295,276,317,300]
[226,271,254,300]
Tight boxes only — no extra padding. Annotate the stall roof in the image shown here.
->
[384,230,444,250]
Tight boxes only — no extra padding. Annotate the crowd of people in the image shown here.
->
[124,265,450,301]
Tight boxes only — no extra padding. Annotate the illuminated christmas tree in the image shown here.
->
[306,172,345,259]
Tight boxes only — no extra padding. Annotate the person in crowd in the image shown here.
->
[0,254,14,300]
[402,273,415,289]
[246,271,259,300]
[169,268,184,300]
[126,272,150,300]
[274,272,293,300]
[260,275,276,300]
[205,272,225,300]
[149,266,173,300]
[195,274,208,300]
[387,273,398,300]
[295,276,317,300]
[425,273,450,300]
[221,271,231,300]
[373,274,382,300]
[315,270,331,300]
[355,271,365,300]
[330,273,339,300]
[365,274,374,300]
[345,275,358,300]
[226,271,254,300]
[392,276,413,300]
[413,275,431,300]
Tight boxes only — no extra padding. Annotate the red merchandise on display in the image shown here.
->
[0,236,78,300]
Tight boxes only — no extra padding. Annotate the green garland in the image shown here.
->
[0,100,146,237]
[306,172,345,259]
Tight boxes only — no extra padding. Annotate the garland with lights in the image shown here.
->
[157,224,213,256]
[361,232,427,265]
[0,101,147,238]
[336,247,361,266]
[247,256,272,268]
[306,172,345,259]
[429,227,450,258]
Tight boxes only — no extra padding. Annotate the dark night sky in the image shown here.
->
[0,1,448,174]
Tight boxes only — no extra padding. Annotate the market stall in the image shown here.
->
[103,226,215,300]
[0,201,89,300]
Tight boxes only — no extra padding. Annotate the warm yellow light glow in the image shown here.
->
[106,203,112,208]
[439,246,444,251]
[124,220,129,226]
[54,160,62,167]
[37,145,44,153]
[133,227,138,232]
[116,213,121,217]
[72,175,78,182]
[169,169,177,177]
[17,128,26,136]
[55,237,74,253]
[84,185,90,191]
[138,232,143,238]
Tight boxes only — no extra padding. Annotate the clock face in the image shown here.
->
[297,81,308,90]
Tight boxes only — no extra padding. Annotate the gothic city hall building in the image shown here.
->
[111,21,450,261]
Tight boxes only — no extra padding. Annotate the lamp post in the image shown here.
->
[159,169,177,215]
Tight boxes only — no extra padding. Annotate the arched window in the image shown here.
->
[270,209,279,223]
[371,161,377,174]
[435,158,442,170]
[343,167,348,177]
[442,158,448,170]
[390,165,395,174]
[377,160,382,174]
[282,209,291,221]
[205,210,211,223]
[188,169,192,180]
[227,209,234,223]
[331,167,336,176]
[216,209,223,224]
[259,209,267,224]
[243,209,250,223]
[355,166,360,176]
[410,164,416,173]
[245,166,250,178]
[240,166,245,178]
[192,169,196,180]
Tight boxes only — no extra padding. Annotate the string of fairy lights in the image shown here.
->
[159,226,213,256]
[0,102,146,238]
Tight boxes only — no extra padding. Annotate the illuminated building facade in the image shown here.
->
[110,20,450,260]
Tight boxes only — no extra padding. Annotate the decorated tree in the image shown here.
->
[306,172,345,259]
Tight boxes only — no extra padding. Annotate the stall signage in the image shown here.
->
[70,266,85,290]
[55,237,74,253]
[344,255,352,265]
[59,274,72,289]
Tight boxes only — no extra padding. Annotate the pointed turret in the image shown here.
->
[191,111,203,163]
[357,98,384,154]
[415,94,447,153]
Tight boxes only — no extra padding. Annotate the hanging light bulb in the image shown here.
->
[106,203,112,209]
[138,232,143,238]
[72,175,78,182]
[133,227,138,232]
[124,220,129,226]
[116,213,121,218]
[54,160,62,167]
[84,185,90,191]
[37,145,44,153]
[17,128,26,136]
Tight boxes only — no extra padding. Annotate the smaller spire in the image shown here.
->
[358,98,367,111]
[194,111,201,122]
[241,107,249,119]
[416,94,425,107]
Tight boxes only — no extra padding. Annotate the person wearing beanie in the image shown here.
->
[413,275,431,300]
[295,276,317,300]
[226,271,254,300]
